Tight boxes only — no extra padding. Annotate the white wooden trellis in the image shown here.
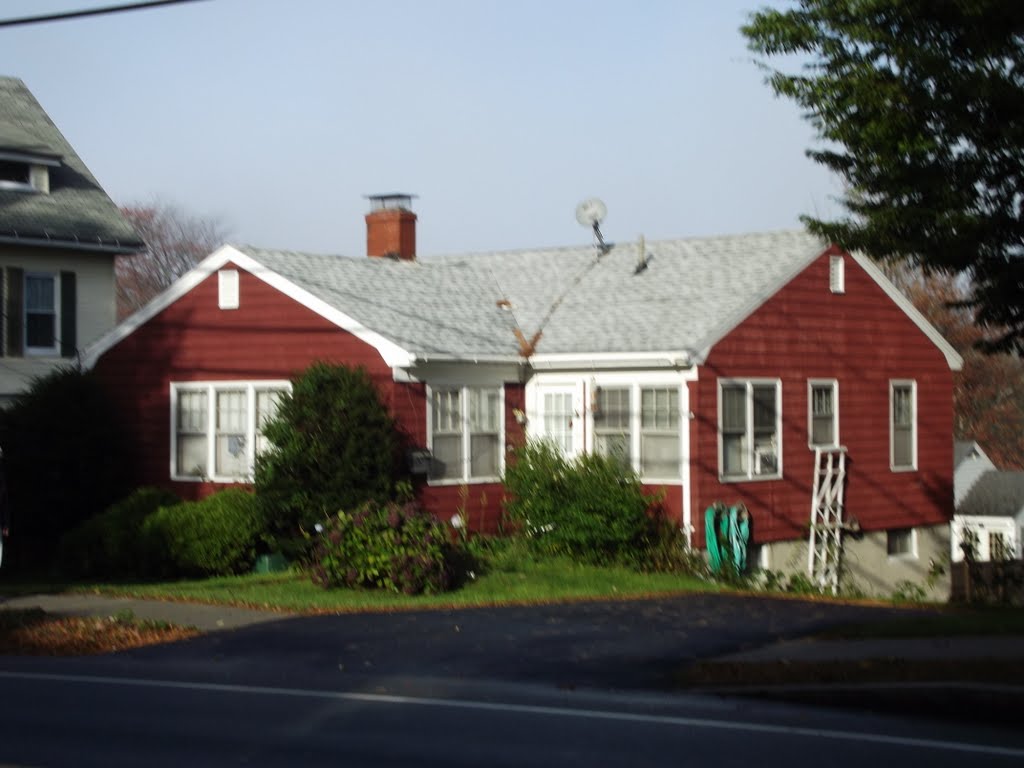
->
[808,446,848,594]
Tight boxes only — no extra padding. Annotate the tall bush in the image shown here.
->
[502,441,653,566]
[254,363,403,549]
[0,367,132,568]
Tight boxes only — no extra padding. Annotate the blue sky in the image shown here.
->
[0,0,840,257]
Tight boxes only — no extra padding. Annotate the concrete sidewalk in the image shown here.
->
[0,593,289,632]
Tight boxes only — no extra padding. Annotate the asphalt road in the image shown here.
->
[1,594,1022,766]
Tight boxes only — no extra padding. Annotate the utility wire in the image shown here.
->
[0,0,207,29]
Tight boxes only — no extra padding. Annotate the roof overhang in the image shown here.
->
[0,149,61,166]
[0,233,143,255]
[528,350,696,371]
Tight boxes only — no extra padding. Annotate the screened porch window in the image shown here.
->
[594,387,631,469]
[640,387,680,477]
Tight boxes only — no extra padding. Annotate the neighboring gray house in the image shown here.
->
[952,440,1023,561]
[0,76,142,402]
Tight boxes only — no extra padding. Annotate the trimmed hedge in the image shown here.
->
[58,487,181,579]
[143,489,264,578]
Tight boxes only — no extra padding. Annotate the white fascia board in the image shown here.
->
[850,252,964,372]
[529,351,697,373]
[82,244,416,370]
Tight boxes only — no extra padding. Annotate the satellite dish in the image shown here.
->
[575,197,609,252]
[575,197,607,228]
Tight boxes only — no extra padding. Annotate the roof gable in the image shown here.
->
[0,76,142,253]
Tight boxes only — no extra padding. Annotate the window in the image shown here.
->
[990,532,1010,562]
[640,387,680,477]
[719,380,781,480]
[0,160,31,190]
[24,273,57,353]
[808,380,838,448]
[829,254,845,294]
[594,387,631,469]
[542,390,574,454]
[171,381,289,480]
[429,386,503,482]
[890,380,916,470]
[887,528,916,558]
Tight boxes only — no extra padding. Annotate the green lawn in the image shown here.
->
[56,557,719,613]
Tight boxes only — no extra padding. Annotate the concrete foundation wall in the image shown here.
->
[758,523,951,601]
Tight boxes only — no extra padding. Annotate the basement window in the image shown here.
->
[887,528,917,559]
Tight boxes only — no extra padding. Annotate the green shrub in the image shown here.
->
[58,487,180,579]
[254,363,404,552]
[309,500,464,595]
[639,514,710,577]
[142,489,263,578]
[502,441,653,566]
[0,367,133,569]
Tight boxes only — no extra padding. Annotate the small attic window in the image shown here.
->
[0,160,32,190]
[218,269,239,310]
[829,254,845,294]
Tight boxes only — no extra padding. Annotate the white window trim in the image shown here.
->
[169,380,292,482]
[887,527,918,561]
[889,379,918,472]
[24,271,60,356]
[717,378,783,482]
[807,379,840,449]
[536,384,583,457]
[426,384,506,486]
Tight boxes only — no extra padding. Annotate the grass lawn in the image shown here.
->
[56,557,719,613]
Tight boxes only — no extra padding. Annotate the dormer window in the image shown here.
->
[0,150,57,193]
[0,159,31,190]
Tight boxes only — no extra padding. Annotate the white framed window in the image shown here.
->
[807,380,839,448]
[540,389,575,455]
[887,527,917,559]
[171,381,290,481]
[428,385,503,483]
[718,379,782,481]
[640,387,681,478]
[594,387,632,469]
[829,254,845,294]
[218,269,240,310]
[890,380,917,471]
[24,272,59,354]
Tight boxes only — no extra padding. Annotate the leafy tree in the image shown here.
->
[0,368,133,568]
[254,363,404,551]
[886,264,1024,468]
[743,1,1024,352]
[116,202,229,319]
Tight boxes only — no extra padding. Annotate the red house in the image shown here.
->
[85,196,962,598]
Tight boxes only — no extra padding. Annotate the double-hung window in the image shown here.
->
[594,387,632,469]
[640,387,680,478]
[172,381,290,481]
[808,380,838,448]
[25,273,58,353]
[429,386,503,482]
[890,380,916,471]
[719,379,781,480]
[541,390,575,455]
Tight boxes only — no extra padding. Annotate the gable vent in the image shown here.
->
[829,254,845,294]
[218,269,239,310]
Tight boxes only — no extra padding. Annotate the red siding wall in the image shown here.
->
[692,249,954,545]
[93,263,525,530]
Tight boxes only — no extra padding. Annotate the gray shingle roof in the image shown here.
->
[235,230,828,360]
[0,76,143,252]
[959,470,1024,517]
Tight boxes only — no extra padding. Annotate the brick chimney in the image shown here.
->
[365,193,417,260]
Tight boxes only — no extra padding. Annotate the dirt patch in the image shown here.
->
[0,609,200,655]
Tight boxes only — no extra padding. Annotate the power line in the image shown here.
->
[0,0,207,29]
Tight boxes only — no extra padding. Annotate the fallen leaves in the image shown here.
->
[0,609,200,656]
